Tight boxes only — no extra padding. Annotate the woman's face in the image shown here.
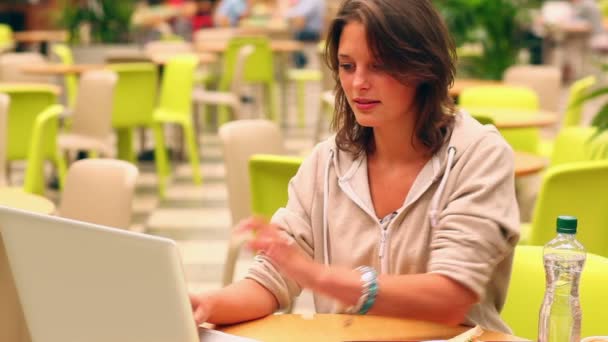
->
[337,21,417,129]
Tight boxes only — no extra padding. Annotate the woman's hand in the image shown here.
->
[190,292,214,325]
[237,217,320,289]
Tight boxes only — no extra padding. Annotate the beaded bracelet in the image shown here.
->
[357,266,378,315]
[344,266,378,315]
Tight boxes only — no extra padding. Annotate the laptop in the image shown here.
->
[0,206,256,342]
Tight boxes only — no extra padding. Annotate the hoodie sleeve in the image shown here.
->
[428,131,520,299]
[245,145,324,310]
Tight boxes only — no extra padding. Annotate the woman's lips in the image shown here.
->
[353,98,380,111]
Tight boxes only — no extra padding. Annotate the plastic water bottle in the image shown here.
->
[538,216,586,342]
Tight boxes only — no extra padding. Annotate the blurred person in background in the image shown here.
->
[285,0,325,68]
[132,0,198,42]
[571,0,605,35]
[191,0,217,30]
[215,0,252,27]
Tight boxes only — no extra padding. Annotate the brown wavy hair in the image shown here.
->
[325,0,456,156]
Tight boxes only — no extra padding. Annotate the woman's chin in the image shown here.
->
[354,116,380,128]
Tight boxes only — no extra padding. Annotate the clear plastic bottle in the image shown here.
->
[538,216,586,342]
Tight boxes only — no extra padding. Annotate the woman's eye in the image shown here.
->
[339,63,354,71]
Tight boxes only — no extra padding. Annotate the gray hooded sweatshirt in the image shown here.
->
[247,111,520,333]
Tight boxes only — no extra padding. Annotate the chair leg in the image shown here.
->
[217,104,231,127]
[117,128,136,163]
[152,123,171,197]
[183,123,202,185]
[267,81,279,125]
[23,155,45,195]
[54,150,68,191]
[296,80,306,128]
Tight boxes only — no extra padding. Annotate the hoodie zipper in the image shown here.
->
[378,211,397,274]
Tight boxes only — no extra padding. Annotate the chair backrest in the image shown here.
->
[0,23,14,52]
[229,44,256,94]
[550,126,608,166]
[562,76,596,127]
[157,54,198,117]
[0,52,51,83]
[70,70,118,141]
[58,158,139,229]
[219,36,274,91]
[459,85,540,153]
[249,154,303,219]
[0,84,59,161]
[502,245,608,340]
[459,85,540,109]
[503,65,562,112]
[219,120,285,224]
[108,63,158,127]
[528,160,608,257]
[0,93,8,186]
[51,43,78,108]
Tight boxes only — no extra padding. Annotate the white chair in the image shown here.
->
[58,70,118,158]
[218,119,285,285]
[193,44,255,121]
[0,52,51,83]
[503,65,562,112]
[314,90,335,143]
[58,158,139,229]
[0,93,8,186]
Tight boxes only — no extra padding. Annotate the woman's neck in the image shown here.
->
[369,121,428,165]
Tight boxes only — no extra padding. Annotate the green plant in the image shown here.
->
[434,0,541,80]
[574,80,608,137]
[56,0,136,44]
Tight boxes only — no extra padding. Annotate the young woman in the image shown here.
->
[191,0,519,333]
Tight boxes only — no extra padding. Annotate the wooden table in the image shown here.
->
[147,51,218,65]
[514,151,548,177]
[463,108,558,129]
[195,39,303,54]
[13,30,68,44]
[219,314,526,342]
[20,63,105,76]
[449,79,503,98]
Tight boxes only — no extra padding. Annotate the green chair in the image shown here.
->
[108,63,158,163]
[23,105,67,194]
[0,84,66,195]
[538,76,597,157]
[0,93,8,186]
[472,114,495,126]
[51,43,78,108]
[562,76,597,127]
[287,68,322,128]
[249,154,303,219]
[0,23,14,52]
[519,160,608,257]
[459,85,540,153]
[502,245,608,340]
[549,126,608,167]
[153,54,200,197]
[217,37,278,125]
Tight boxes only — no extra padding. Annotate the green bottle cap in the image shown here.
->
[556,216,577,234]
